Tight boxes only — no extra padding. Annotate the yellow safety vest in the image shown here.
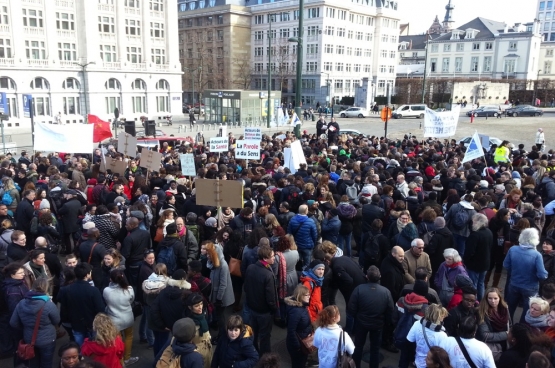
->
[494,147,508,163]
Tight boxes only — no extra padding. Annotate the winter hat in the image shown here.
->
[114,196,126,204]
[329,208,339,217]
[413,280,429,297]
[87,178,97,186]
[479,180,489,188]
[512,171,521,179]
[307,200,315,206]
[172,269,188,281]
[186,293,204,307]
[434,217,446,229]
[82,222,95,230]
[39,199,50,210]
[455,274,475,291]
[172,318,196,343]
[166,222,177,235]
[188,260,202,273]
[205,217,217,227]
[130,210,144,220]
[308,260,325,273]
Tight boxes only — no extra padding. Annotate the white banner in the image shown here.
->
[180,153,196,176]
[423,105,461,137]
[34,123,94,153]
[209,137,229,152]
[235,140,260,160]
[244,127,262,141]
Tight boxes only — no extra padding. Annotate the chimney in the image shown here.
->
[503,24,508,33]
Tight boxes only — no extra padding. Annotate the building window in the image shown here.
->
[125,0,139,7]
[366,33,373,41]
[442,58,450,72]
[379,65,386,73]
[471,56,479,71]
[156,96,168,112]
[430,58,437,72]
[306,61,317,72]
[280,28,289,38]
[56,12,74,30]
[132,96,146,113]
[58,43,76,61]
[254,47,263,56]
[364,65,371,73]
[349,14,354,22]
[25,40,46,59]
[23,9,43,28]
[151,22,164,38]
[345,64,352,72]
[307,8,319,18]
[509,41,517,50]
[151,48,165,64]
[472,42,480,50]
[455,57,462,72]
[348,30,353,39]
[217,30,224,41]
[30,77,48,90]
[34,97,50,116]
[149,0,164,11]
[127,47,142,63]
[207,31,213,41]
[380,50,387,58]
[485,42,492,50]
[443,44,451,52]
[388,65,395,73]
[254,31,264,41]
[540,1,546,10]
[324,44,333,53]
[504,59,516,73]
[0,39,11,58]
[63,97,80,115]
[381,34,388,42]
[217,15,223,24]
[431,44,438,52]
[346,47,352,56]
[412,52,418,57]
[0,6,8,24]
[483,56,492,72]
[98,16,115,33]
[307,26,319,36]
[306,44,318,55]
[217,47,223,58]
[545,61,552,74]
[336,62,344,71]
[336,45,344,54]
[337,28,345,37]
[456,43,464,51]
[354,31,362,40]
[338,10,346,20]
[63,78,79,89]
[325,7,335,18]
[126,19,141,35]
[354,64,361,72]
[364,49,371,57]
[549,1,554,9]
[547,49,554,57]
[254,15,264,24]
[323,61,332,71]
[324,26,334,36]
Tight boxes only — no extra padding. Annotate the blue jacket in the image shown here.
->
[321,215,341,244]
[284,296,312,351]
[287,214,317,250]
[211,325,259,368]
[10,291,60,348]
[1,277,29,315]
[503,245,547,290]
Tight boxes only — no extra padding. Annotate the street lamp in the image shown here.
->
[74,61,96,120]
[420,31,431,104]
[183,66,202,119]
[267,13,277,128]
[320,71,332,117]
[288,0,304,138]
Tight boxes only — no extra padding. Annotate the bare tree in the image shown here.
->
[232,55,254,90]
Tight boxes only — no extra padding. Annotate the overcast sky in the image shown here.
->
[398,0,537,34]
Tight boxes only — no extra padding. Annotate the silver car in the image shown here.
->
[339,107,367,118]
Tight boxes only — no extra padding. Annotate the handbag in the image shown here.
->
[229,246,244,277]
[296,332,316,355]
[17,303,46,360]
[455,336,478,368]
[336,330,355,368]
[132,301,143,319]
[439,270,454,307]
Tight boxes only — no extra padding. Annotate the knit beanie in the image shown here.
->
[173,318,196,343]
[308,260,325,273]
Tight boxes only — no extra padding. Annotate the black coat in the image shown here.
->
[121,227,151,265]
[149,279,191,331]
[463,227,493,272]
[7,242,27,263]
[14,199,34,233]
[426,227,454,273]
[380,253,405,301]
[444,304,476,337]
[58,198,82,234]
[57,280,105,332]
[329,256,366,303]
[211,327,259,368]
[155,236,189,273]
[361,203,385,233]
[244,261,278,314]
[284,297,312,351]
[347,282,394,330]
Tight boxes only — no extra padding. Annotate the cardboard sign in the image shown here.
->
[117,132,137,157]
[139,147,163,172]
[195,178,244,208]
[100,157,128,176]
[180,153,196,176]
[210,137,229,152]
[235,140,260,160]
[244,127,262,141]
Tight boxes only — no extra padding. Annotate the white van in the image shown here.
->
[392,104,426,119]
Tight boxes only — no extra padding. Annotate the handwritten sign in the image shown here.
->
[244,127,262,141]
[423,105,461,138]
[139,147,163,172]
[235,140,260,160]
[180,154,196,176]
[117,132,137,157]
[210,137,229,152]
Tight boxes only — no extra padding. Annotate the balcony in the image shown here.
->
[59,60,78,68]
[0,58,15,67]
[57,30,76,38]
[55,0,74,7]
[128,62,146,71]
[103,62,121,70]
[27,59,50,67]
[0,25,9,34]
[126,35,142,43]
[124,7,141,16]
[306,54,318,59]
[254,39,263,45]
[99,33,116,41]
[155,64,170,71]
[98,3,114,12]
[24,27,45,36]
[150,11,164,19]
[22,0,43,4]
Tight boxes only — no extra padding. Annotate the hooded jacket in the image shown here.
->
[211,325,259,368]
[337,202,357,234]
[284,296,312,351]
[394,292,428,325]
[329,255,366,303]
[81,335,124,368]
[156,235,189,272]
[149,278,192,331]
[287,214,318,250]
[57,279,105,332]
[444,201,477,237]
[300,274,323,322]
[206,243,235,307]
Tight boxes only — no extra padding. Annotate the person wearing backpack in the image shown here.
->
[156,223,189,277]
[155,317,203,368]
[444,194,477,257]
[360,219,389,272]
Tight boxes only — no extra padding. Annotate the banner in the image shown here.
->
[210,137,229,152]
[34,122,94,152]
[423,105,461,137]
[244,127,262,141]
[23,94,32,118]
[0,92,8,115]
[462,131,484,164]
[284,140,306,174]
[180,153,196,176]
[235,140,260,160]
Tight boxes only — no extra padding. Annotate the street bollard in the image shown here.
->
[196,124,199,131]
[157,122,161,127]
[178,125,182,133]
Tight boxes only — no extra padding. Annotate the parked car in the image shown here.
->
[505,105,543,117]
[339,129,362,137]
[392,104,426,119]
[458,136,502,148]
[339,107,367,118]
[466,106,501,117]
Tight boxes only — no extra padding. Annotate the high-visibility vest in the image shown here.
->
[494,147,508,163]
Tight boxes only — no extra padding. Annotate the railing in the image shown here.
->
[128,62,146,71]
[155,64,170,71]
[97,3,114,12]
[57,30,76,38]
[126,35,142,43]
[24,27,44,36]
[22,0,43,4]
[55,0,74,7]
[27,59,49,67]
[103,62,121,70]
[0,58,15,67]
[124,7,141,15]
[59,60,77,68]
[150,11,164,18]
[0,25,9,33]
[99,33,116,41]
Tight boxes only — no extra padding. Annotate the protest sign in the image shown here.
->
[244,127,262,141]
[196,179,243,208]
[118,132,137,157]
[235,140,260,160]
[180,154,196,176]
[210,137,229,152]
[139,147,162,171]
[423,105,461,138]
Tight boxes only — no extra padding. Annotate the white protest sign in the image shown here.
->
[283,140,306,174]
[423,105,461,138]
[117,132,137,157]
[235,140,260,160]
[180,154,196,176]
[244,127,262,141]
[210,137,229,152]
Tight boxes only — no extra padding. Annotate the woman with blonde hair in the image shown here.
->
[313,305,354,368]
[98,248,126,293]
[264,214,280,237]
[3,177,19,214]
[524,296,550,330]
[82,313,124,368]
[476,287,510,360]
[407,304,449,368]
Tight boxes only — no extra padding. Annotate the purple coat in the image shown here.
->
[434,262,468,290]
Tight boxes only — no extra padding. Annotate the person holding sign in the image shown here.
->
[327,118,340,145]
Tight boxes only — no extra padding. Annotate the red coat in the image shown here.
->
[82,335,124,368]
[301,275,322,322]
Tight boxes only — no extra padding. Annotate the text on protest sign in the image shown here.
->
[235,140,261,160]
[244,127,262,141]
[423,105,461,138]
[180,154,196,176]
[210,137,229,152]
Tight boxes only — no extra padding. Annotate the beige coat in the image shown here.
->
[402,249,432,284]
[191,327,212,368]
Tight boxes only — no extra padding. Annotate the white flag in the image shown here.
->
[34,123,94,153]
[291,112,301,126]
[462,131,484,164]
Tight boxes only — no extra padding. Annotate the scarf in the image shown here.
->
[396,217,408,233]
[446,261,463,269]
[524,310,549,328]
[276,251,287,299]
[190,312,209,336]
[301,269,324,287]
[488,306,509,332]
[29,262,46,279]
[420,317,445,332]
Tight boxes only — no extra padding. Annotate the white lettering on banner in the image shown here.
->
[243,127,262,141]
[235,140,261,160]
[422,105,461,138]
[210,137,229,152]
[180,154,196,176]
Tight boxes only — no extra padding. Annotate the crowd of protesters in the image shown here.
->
[2,127,555,368]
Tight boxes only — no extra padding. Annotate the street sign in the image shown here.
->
[0,92,8,115]
[381,107,392,122]
[23,94,32,118]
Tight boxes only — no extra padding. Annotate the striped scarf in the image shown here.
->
[276,251,287,299]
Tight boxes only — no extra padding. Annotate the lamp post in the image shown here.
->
[321,72,332,117]
[288,0,303,138]
[184,66,202,119]
[267,13,276,128]
[420,31,430,104]
[74,61,96,121]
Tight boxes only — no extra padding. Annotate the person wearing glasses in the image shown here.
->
[402,238,432,285]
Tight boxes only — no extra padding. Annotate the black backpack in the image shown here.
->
[285,185,302,212]
[454,181,466,197]
[538,181,551,205]
[364,232,383,266]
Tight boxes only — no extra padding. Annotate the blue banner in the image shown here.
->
[0,92,8,115]
[23,94,32,118]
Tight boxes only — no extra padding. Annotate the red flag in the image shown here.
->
[88,114,113,143]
